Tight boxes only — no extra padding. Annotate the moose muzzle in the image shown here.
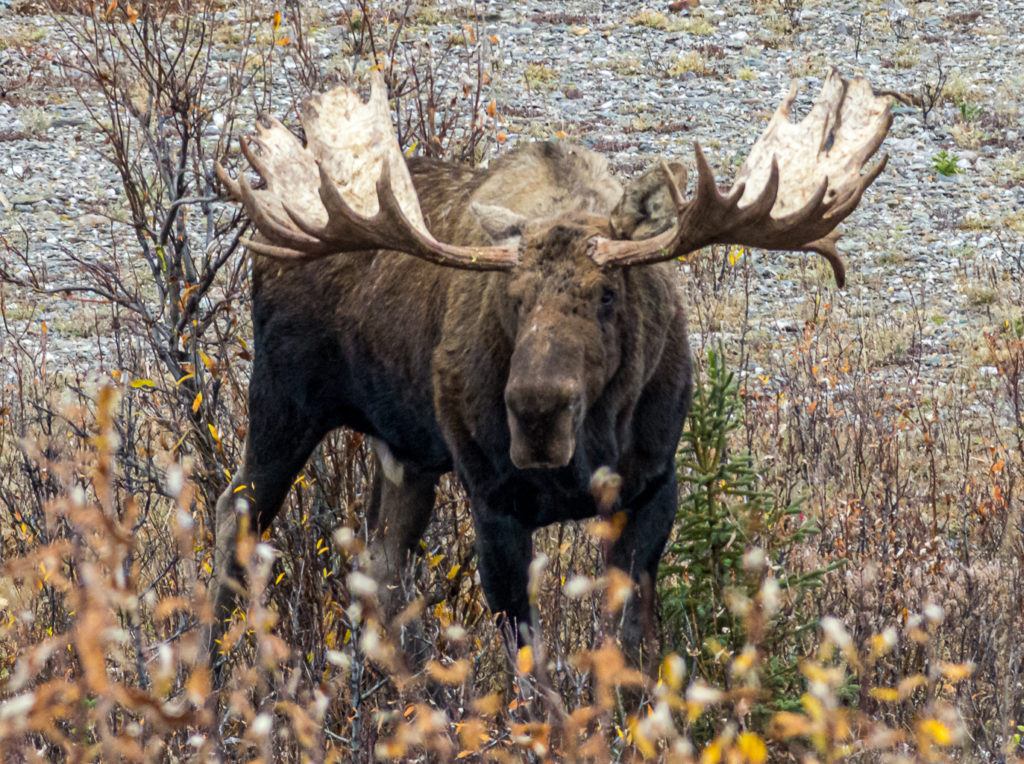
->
[504,331,584,470]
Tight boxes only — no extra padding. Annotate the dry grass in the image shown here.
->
[4,337,1017,759]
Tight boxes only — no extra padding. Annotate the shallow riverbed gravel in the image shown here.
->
[1,0,1023,407]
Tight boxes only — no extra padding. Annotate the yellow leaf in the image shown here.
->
[517,645,533,674]
[428,553,444,568]
[486,99,496,118]
[191,391,203,413]
[868,628,897,658]
[631,720,656,759]
[496,132,507,143]
[700,739,722,764]
[510,722,549,753]
[379,740,406,757]
[130,378,155,388]
[199,349,217,374]
[276,37,291,46]
[661,653,685,691]
[273,9,281,29]
[869,686,900,702]
[472,693,501,716]
[737,732,767,764]
[919,718,952,745]
[604,567,633,613]
[208,423,221,445]
[446,563,460,580]
[939,661,974,682]
[426,659,471,684]
[898,673,926,699]
[731,645,757,676]
[456,717,489,752]
[800,692,825,721]
[769,711,810,737]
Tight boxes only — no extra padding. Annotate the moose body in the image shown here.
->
[214,71,892,654]
[220,143,691,639]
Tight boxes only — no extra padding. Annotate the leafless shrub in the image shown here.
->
[918,54,948,127]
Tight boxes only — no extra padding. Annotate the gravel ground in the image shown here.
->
[1,0,1023,398]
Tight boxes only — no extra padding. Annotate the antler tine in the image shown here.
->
[805,231,845,287]
[374,159,522,269]
[214,160,239,199]
[690,142,758,224]
[278,162,379,250]
[826,154,889,221]
[591,71,892,283]
[216,159,327,254]
[732,152,780,226]
[239,236,328,261]
[239,136,274,187]
[658,159,686,208]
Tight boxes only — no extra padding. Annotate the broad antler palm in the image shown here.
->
[590,69,892,286]
[215,72,519,271]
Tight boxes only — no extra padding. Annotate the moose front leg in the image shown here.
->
[209,395,326,653]
[606,471,678,669]
[362,439,441,621]
[470,504,535,645]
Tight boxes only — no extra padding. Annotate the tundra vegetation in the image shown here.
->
[0,0,1022,762]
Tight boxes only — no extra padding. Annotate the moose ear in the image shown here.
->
[611,161,688,240]
[471,202,528,247]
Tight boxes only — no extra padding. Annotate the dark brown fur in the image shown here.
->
[213,141,692,657]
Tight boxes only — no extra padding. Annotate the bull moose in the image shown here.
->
[212,70,891,656]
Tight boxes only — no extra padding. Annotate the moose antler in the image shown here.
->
[591,69,892,286]
[215,72,519,271]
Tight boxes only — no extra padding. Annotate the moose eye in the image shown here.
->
[598,288,616,319]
